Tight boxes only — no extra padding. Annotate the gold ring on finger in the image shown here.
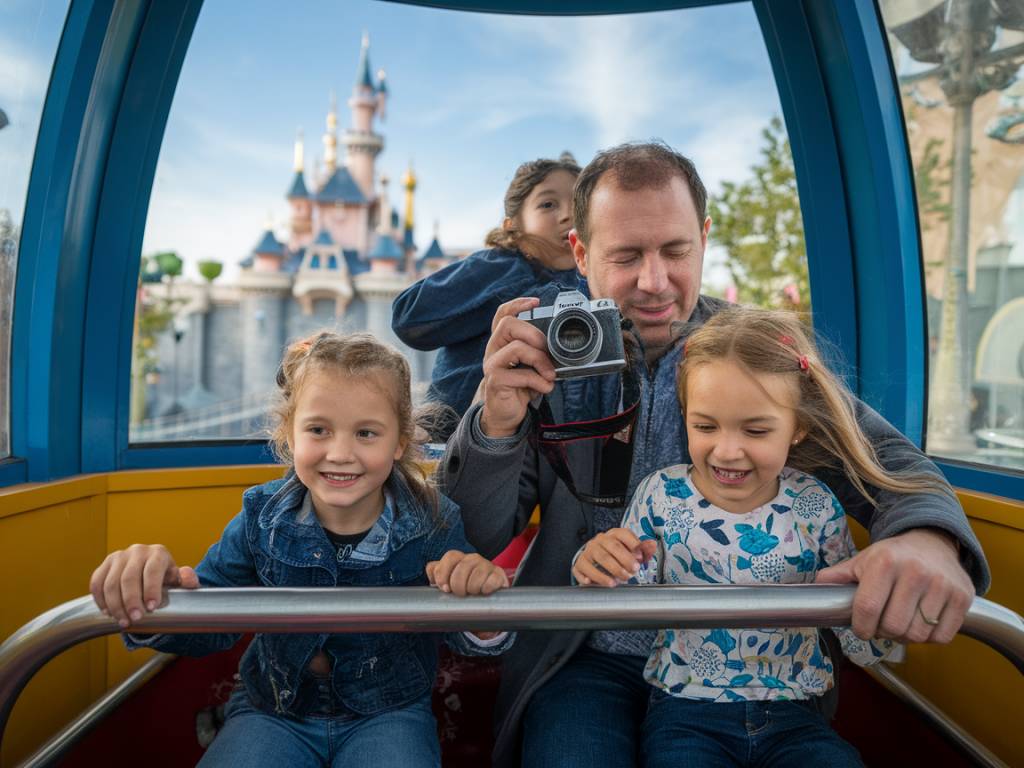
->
[918,606,940,626]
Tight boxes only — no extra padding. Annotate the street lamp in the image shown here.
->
[164,317,187,417]
[885,0,1024,456]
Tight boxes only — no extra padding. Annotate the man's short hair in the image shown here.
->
[573,141,708,244]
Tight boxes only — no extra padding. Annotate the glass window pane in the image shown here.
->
[0,1,71,459]
[131,0,798,443]
[879,0,1024,472]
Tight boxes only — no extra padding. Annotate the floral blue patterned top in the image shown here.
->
[623,464,895,702]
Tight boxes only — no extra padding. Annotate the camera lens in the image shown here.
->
[548,308,602,367]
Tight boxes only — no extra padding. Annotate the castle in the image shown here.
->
[135,35,453,440]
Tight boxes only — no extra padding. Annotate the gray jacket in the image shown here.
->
[439,295,990,767]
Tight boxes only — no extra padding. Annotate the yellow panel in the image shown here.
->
[0,466,276,765]
[104,481,260,686]
[0,475,105,519]
[897,512,1023,766]
[0,494,108,767]
[105,465,283,492]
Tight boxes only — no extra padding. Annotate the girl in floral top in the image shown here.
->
[572,306,951,768]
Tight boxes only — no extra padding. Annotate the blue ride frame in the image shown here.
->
[5,0,1021,500]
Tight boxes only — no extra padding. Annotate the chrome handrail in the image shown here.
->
[1,585,1022,751]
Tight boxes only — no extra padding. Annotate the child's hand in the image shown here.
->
[573,528,658,587]
[90,544,199,628]
[426,551,510,596]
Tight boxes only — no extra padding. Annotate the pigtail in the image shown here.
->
[790,357,951,506]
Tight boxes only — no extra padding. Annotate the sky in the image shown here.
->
[2,0,785,287]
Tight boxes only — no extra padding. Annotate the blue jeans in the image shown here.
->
[198,683,441,768]
[641,689,863,768]
[522,646,650,768]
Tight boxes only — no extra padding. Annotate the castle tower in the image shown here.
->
[238,228,290,398]
[344,32,384,199]
[401,162,417,273]
[287,129,312,248]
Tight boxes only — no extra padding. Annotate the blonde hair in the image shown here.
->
[271,331,438,514]
[678,306,947,505]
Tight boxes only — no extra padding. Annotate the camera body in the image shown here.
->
[517,290,627,379]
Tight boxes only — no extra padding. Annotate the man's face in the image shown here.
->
[572,174,710,357]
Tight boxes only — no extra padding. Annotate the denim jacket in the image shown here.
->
[391,247,579,417]
[126,471,510,718]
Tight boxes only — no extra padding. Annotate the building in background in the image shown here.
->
[133,35,454,442]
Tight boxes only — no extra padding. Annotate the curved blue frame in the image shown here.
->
[6,0,1020,500]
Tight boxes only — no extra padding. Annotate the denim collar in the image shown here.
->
[257,471,431,569]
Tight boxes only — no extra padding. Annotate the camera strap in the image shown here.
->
[528,366,642,508]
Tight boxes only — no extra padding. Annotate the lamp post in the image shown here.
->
[887,0,1024,456]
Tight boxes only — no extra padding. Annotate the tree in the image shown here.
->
[130,252,185,425]
[708,116,809,312]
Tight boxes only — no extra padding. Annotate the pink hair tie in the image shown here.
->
[779,335,795,346]
[798,355,809,373]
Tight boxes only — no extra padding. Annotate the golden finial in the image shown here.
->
[402,161,417,191]
[403,160,416,231]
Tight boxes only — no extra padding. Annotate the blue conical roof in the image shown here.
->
[314,229,334,246]
[317,167,367,204]
[253,229,283,256]
[421,237,444,261]
[369,234,403,261]
[287,171,308,199]
[356,38,375,91]
[402,226,415,252]
[344,249,369,275]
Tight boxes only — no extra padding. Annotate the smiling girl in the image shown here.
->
[572,306,950,767]
[90,331,510,768]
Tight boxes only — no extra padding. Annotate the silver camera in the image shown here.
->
[517,290,627,379]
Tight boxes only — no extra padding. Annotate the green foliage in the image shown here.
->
[708,116,809,312]
[154,250,183,277]
[130,252,185,424]
[197,259,223,282]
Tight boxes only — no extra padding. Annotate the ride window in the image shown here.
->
[130,0,806,444]
[879,0,1024,473]
[0,1,71,460]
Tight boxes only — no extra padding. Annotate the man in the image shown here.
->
[439,142,988,768]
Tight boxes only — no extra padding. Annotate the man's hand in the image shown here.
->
[478,297,557,438]
[815,528,973,644]
[573,528,658,588]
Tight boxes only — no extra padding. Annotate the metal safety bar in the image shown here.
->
[1,585,1022,751]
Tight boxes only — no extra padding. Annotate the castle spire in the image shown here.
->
[293,128,304,173]
[376,68,388,121]
[378,174,392,235]
[356,31,375,91]
[402,161,417,233]
[402,161,417,271]
[323,91,338,174]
